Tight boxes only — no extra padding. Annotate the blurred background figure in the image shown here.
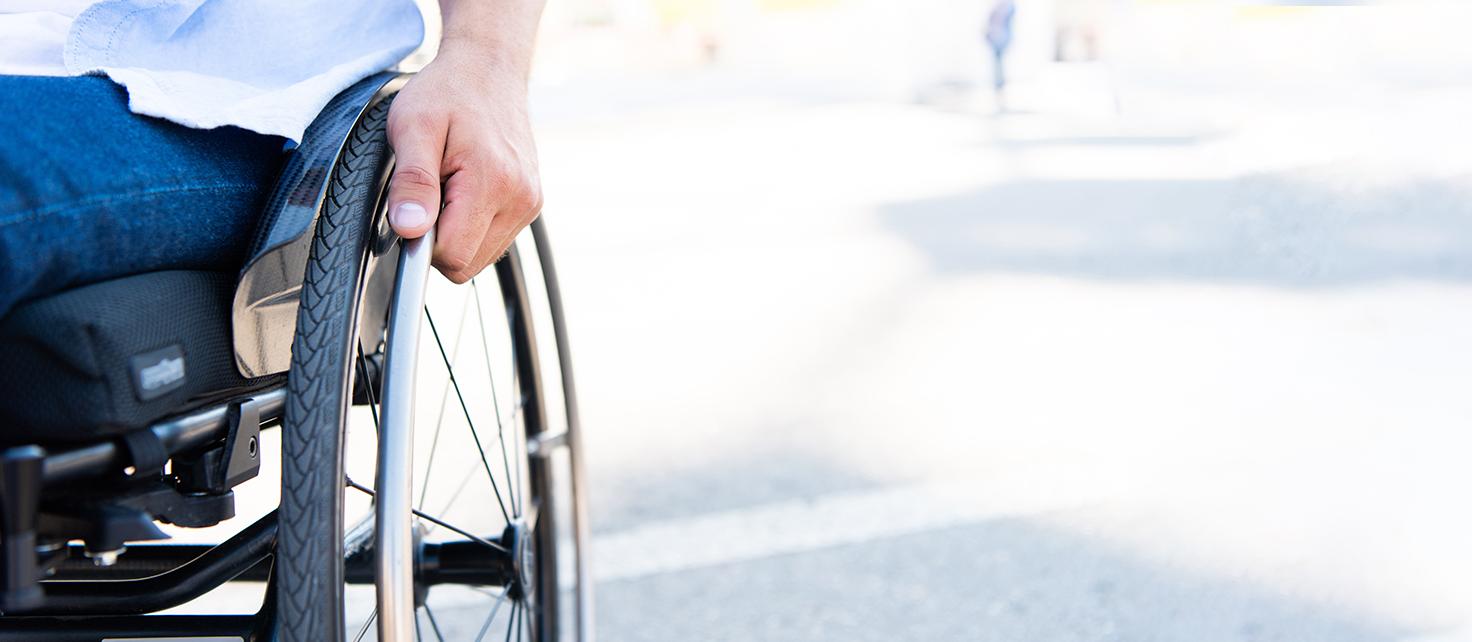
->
[985,0,1018,110]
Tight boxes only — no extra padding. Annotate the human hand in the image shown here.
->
[384,40,542,283]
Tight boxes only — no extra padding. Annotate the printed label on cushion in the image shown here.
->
[129,345,187,401]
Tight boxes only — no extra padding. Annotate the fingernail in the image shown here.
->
[391,202,428,229]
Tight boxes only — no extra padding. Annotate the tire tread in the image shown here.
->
[278,96,394,642]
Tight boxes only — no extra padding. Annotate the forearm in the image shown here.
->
[437,0,547,82]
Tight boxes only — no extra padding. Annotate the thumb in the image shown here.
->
[386,117,446,239]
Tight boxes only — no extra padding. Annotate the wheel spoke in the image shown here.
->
[504,603,518,642]
[418,288,475,512]
[424,604,448,642]
[425,306,512,524]
[518,600,529,642]
[346,477,509,554]
[353,608,377,642]
[474,586,512,642]
[424,465,479,536]
[472,279,523,517]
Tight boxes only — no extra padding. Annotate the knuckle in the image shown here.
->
[499,168,540,213]
[391,165,440,193]
[509,187,541,217]
[436,251,471,275]
[388,104,438,135]
[525,183,545,214]
[482,159,517,190]
[434,241,486,281]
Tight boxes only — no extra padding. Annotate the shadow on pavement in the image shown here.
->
[879,171,1472,286]
[594,517,1409,642]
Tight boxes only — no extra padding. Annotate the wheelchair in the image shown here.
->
[0,73,592,641]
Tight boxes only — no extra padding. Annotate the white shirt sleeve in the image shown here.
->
[59,0,424,141]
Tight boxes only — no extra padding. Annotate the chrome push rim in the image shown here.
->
[344,227,582,642]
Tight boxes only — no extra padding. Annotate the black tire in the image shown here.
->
[277,94,395,642]
[276,92,591,641]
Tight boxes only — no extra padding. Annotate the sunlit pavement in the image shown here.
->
[520,53,1472,641]
[169,68,1472,642]
[165,64,1472,638]
[172,16,1472,638]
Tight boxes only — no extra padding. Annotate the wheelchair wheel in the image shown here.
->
[279,94,592,641]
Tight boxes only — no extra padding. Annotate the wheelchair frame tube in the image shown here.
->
[374,230,434,642]
[0,614,265,642]
[28,512,277,616]
[41,387,286,485]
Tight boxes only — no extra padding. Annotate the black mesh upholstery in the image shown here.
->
[0,271,282,444]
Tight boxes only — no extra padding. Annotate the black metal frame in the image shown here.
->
[0,390,284,638]
[39,389,285,487]
[31,512,277,616]
[0,614,271,642]
[2,543,277,641]
[0,374,523,638]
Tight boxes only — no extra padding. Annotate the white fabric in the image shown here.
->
[0,1,91,75]
[0,0,424,141]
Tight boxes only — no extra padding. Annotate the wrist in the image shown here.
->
[434,36,533,88]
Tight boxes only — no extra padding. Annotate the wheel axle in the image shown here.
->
[342,535,518,589]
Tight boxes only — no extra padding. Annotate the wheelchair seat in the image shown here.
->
[0,270,282,444]
[0,72,400,446]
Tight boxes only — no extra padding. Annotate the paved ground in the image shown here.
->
[170,10,1472,640]
[523,53,1472,641]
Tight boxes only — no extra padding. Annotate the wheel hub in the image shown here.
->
[386,527,522,592]
[502,520,534,600]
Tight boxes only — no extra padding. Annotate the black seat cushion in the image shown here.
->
[0,271,283,444]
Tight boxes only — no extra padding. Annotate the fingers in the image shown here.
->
[432,149,543,283]
[385,107,447,239]
[385,94,541,282]
[432,169,496,283]
[483,197,542,261]
[462,204,535,278]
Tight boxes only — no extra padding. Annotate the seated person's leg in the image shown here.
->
[0,75,286,318]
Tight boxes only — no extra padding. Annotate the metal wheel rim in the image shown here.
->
[344,227,587,641]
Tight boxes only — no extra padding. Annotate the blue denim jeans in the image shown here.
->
[0,75,286,318]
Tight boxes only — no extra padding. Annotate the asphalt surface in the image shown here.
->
[168,17,1472,641]
[527,59,1472,641]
